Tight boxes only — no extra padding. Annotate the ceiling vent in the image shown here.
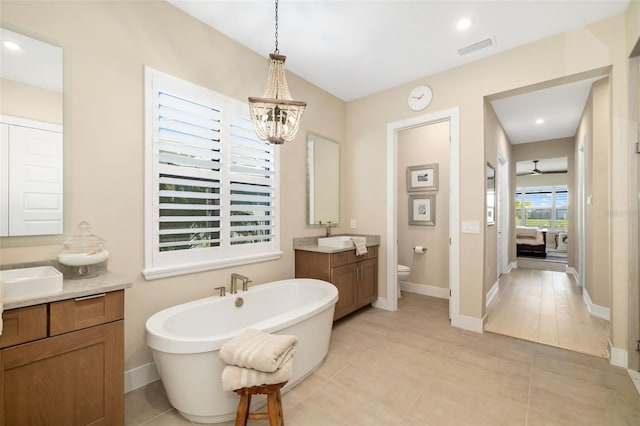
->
[458,36,496,56]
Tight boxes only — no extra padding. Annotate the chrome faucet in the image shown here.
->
[230,273,252,294]
[323,221,336,237]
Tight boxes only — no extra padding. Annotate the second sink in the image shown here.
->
[318,236,360,249]
[0,266,63,302]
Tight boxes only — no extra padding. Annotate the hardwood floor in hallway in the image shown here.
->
[485,267,609,358]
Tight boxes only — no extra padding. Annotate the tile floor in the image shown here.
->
[126,292,639,425]
[485,267,609,358]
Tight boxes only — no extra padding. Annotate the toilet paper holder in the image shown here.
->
[413,246,427,254]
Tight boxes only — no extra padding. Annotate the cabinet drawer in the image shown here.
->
[0,305,47,349]
[330,250,357,267]
[49,290,124,336]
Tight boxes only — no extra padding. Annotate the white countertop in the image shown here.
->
[3,271,132,310]
[293,234,380,254]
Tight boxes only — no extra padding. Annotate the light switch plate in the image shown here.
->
[350,219,356,229]
[462,220,480,234]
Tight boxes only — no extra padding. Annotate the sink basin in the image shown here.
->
[318,236,358,248]
[0,266,63,302]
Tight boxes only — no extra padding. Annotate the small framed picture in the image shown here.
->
[409,194,436,226]
[406,164,438,192]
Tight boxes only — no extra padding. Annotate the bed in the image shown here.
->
[516,226,547,258]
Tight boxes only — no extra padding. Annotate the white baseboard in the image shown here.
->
[506,261,517,273]
[608,340,628,368]
[567,267,580,286]
[400,281,449,299]
[451,313,484,333]
[124,362,160,393]
[583,288,610,321]
[372,296,392,311]
[486,280,499,307]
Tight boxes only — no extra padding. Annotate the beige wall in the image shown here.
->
[628,0,640,55]
[397,121,449,289]
[483,102,512,299]
[345,13,629,345]
[0,78,62,124]
[0,0,346,371]
[627,1,640,370]
[581,77,612,308]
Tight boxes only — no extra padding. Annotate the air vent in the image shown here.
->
[458,36,496,56]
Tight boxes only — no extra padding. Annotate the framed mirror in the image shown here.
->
[307,132,339,226]
[0,28,63,236]
[487,162,495,225]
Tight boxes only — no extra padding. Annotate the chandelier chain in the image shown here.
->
[274,0,279,53]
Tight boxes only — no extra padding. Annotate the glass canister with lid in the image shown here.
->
[57,221,109,278]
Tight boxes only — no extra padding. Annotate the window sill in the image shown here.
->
[142,251,283,281]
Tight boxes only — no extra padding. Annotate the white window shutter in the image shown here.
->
[144,67,280,279]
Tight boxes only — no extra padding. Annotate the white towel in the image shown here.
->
[219,329,297,373]
[221,358,293,391]
[352,237,368,256]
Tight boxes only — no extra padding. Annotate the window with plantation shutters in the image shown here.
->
[515,185,568,231]
[143,68,280,280]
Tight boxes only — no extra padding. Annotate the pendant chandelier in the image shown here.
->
[248,0,306,144]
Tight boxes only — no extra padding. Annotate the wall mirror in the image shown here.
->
[307,132,339,226]
[0,28,63,237]
[487,162,495,225]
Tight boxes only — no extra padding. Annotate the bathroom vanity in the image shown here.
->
[294,236,379,320]
[0,271,130,425]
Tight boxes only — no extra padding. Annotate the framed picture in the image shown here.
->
[406,164,438,192]
[409,194,436,226]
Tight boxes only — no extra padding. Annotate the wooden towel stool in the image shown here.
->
[234,381,287,426]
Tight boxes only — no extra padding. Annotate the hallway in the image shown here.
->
[485,267,609,358]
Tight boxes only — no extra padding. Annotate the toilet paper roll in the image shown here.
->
[414,246,427,254]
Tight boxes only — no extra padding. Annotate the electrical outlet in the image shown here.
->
[350,219,356,229]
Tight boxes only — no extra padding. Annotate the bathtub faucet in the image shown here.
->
[230,273,252,294]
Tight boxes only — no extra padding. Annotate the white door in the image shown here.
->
[8,124,63,236]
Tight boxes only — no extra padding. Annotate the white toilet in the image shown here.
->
[397,264,411,298]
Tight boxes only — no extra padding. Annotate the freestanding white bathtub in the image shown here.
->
[144,278,338,423]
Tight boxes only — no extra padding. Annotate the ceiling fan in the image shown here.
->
[529,160,542,175]
[517,159,567,176]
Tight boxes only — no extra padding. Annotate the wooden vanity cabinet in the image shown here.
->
[0,290,124,425]
[295,246,378,320]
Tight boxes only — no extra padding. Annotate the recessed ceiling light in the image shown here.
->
[3,40,21,51]
[456,17,472,31]
[536,118,545,125]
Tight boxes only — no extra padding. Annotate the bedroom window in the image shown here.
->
[143,67,281,280]
[515,185,568,231]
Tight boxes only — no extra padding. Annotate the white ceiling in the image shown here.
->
[489,76,603,144]
[167,0,628,102]
[167,0,628,145]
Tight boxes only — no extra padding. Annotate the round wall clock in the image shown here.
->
[407,85,433,111]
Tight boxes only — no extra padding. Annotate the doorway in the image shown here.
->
[396,121,450,304]
[383,108,462,328]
